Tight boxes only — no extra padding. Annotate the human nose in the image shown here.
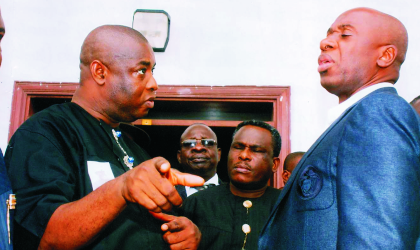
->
[320,37,335,51]
[238,148,251,161]
[147,75,158,92]
[191,140,206,152]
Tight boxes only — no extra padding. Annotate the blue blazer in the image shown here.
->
[259,88,420,249]
[0,149,13,250]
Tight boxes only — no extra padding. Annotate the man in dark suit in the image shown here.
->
[176,124,222,199]
[259,7,420,249]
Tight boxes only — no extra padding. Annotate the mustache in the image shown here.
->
[233,162,252,169]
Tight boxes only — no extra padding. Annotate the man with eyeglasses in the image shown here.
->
[179,120,281,250]
[176,123,222,199]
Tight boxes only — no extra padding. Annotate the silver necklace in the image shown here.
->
[112,129,134,169]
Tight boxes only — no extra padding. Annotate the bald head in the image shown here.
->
[341,8,408,68]
[178,123,221,181]
[319,8,408,102]
[284,152,304,172]
[282,151,304,185]
[180,124,217,143]
[80,25,149,77]
[73,24,157,126]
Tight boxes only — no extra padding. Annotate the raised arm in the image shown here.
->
[39,157,203,249]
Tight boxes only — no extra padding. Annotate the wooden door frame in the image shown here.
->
[9,81,290,188]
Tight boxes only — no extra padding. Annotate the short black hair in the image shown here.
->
[284,151,305,171]
[232,120,281,157]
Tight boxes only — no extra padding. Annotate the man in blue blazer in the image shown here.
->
[259,7,420,249]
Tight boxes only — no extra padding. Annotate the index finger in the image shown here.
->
[153,157,205,187]
[149,211,178,232]
[149,211,176,222]
[168,169,205,187]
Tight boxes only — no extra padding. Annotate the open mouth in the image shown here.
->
[318,54,335,73]
[144,96,155,108]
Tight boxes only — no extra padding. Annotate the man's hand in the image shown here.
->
[150,211,201,250]
[120,157,204,212]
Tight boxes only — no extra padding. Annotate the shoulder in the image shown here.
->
[265,186,282,196]
[194,183,228,198]
[357,88,415,117]
[9,103,89,150]
[17,103,81,133]
[181,184,231,217]
[184,184,229,204]
[261,186,281,204]
[347,88,420,130]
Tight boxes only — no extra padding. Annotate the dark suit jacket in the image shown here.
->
[175,178,223,200]
[259,88,420,249]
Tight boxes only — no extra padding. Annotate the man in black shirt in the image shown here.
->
[179,120,282,249]
[5,25,203,250]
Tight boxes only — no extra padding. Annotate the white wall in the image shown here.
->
[0,0,419,153]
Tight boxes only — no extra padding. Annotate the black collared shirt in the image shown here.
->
[5,102,169,250]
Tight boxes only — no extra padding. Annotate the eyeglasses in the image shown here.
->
[181,139,217,148]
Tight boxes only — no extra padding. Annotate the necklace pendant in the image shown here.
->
[243,200,252,208]
[123,155,134,169]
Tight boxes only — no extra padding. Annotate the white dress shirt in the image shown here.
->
[185,173,220,197]
[326,82,395,127]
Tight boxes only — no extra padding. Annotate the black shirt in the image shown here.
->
[181,183,281,250]
[5,102,169,250]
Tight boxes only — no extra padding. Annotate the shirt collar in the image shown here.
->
[204,173,219,185]
[185,173,219,196]
[326,82,394,127]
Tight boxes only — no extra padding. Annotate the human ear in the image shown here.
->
[377,45,397,68]
[271,157,281,173]
[282,170,290,183]
[90,60,107,85]
[177,150,182,164]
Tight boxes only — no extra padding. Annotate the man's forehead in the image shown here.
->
[234,126,271,144]
[183,125,215,138]
[333,9,378,28]
[117,39,153,56]
[328,10,378,35]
